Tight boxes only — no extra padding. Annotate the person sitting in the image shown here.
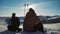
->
[7,13,22,32]
[23,8,44,32]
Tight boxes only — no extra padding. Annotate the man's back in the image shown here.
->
[10,17,20,26]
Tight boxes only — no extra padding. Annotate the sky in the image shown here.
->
[0,0,60,17]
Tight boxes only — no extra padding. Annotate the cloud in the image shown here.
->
[20,1,53,10]
[0,1,59,17]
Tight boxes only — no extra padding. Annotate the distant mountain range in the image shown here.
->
[0,15,60,24]
[38,15,60,23]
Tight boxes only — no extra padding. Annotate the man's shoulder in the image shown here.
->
[15,17,19,20]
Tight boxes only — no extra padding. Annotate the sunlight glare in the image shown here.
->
[28,5,35,9]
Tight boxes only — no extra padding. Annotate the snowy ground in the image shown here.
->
[0,18,60,34]
[0,23,60,34]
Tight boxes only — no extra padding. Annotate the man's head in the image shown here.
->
[29,8,35,13]
[12,13,16,18]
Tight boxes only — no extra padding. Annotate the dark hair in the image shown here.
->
[12,13,16,18]
[29,8,35,13]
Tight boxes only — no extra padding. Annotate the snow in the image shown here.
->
[0,23,60,34]
[21,31,47,34]
[0,18,60,34]
[0,30,16,34]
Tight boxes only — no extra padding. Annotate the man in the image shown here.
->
[23,8,44,32]
[7,13,22,32]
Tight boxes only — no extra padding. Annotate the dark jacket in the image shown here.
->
[23,8,42,32]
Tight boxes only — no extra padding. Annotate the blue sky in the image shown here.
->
[0,0,60,17]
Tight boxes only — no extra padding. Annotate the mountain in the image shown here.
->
[0,15,60,24]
